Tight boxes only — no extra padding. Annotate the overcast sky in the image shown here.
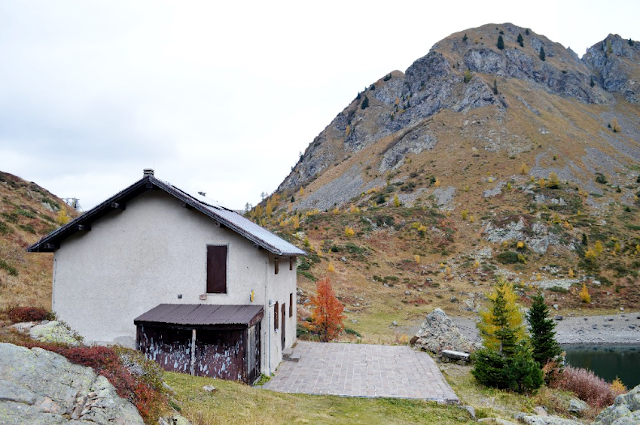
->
[1,1,639,211]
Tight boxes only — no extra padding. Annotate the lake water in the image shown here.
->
[563,345,640,389]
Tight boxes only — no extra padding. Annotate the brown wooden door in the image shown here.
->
[281,303,286,350]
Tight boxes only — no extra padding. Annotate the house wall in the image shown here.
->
[52,190,296,374]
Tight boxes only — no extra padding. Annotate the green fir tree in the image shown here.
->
[517,33,524,47]
[539,46,546,61]
[497,35,505,50]
[527,292,562,366]
[472,280,543,393]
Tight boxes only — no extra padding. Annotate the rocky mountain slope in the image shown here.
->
[0,171,76,310]
[280,23,639,209]
[253,23,640,342]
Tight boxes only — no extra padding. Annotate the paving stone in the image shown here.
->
[262,342,458,402]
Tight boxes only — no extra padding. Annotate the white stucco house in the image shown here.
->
[28,169,305,383]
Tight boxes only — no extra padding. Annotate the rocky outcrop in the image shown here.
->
[594,383,640,425]
[30,321,83,346]
[412,308,478,354]
[0,342,144,424]
[583,34,640,103]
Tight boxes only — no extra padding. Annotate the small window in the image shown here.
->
[207,245,227,293]
[289,293,293,317]
[275,257,279,274]
[289,256,294,270]
[274,301,279,330]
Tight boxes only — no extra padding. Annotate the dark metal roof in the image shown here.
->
[134,304,264,327]
[27,174,306,256]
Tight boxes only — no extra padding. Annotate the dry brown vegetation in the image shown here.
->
[0,171,76,310]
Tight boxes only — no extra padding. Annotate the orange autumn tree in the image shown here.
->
[308,277,346,341]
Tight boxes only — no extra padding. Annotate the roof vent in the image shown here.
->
[198,191,206,197]
[143,168,154,176]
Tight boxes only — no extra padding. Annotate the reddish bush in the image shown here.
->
[550,365,618,408]
[7,306,54,323]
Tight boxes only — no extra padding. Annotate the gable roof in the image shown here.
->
[27,172,306,256]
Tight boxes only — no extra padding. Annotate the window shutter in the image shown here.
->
[207,245,227,293]
[274,302,279,330]
[289,293,293,317]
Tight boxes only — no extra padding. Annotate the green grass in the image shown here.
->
[164,372,474,425]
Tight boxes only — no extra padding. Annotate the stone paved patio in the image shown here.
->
[262,342,459,402]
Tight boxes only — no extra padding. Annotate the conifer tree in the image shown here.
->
[493,79,499,95]
[497,35,505,50]
[517,33,524,47]
[472,278,543,393]
[308,277,345,341]
[539,46,546,61]
[477,278,526,351]
[361,95,369,110]
[527,292,562,366]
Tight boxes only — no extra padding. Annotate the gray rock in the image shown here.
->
[462,405,476,420]
[412,308,478,354]
[30,321,82,347]
[159,415,192,425]
[594,383,640,425]
[517,414,582,425]
[568,397,588,415]
[478,418,517,425]
[533,406,548,416]
[0,343,144,425]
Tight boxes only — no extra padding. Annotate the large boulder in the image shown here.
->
[0,342,144,424]
[594,383,640,425]
[412,308,478,354]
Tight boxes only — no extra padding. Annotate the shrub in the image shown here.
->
[383,73,392,81]
[579,283,591,303]
[519,162,530,175]
[595,173,608,184]
[344,226,355,237]
[610,118,621,133]
[497,251,523,264]
[7,306,54,323]
[464,70,472,83]
[550,366,618,408]
[610,377,627,396]
[548,172,560,189]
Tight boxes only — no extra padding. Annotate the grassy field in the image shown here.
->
[164,372,475,425]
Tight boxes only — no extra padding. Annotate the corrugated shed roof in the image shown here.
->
[27,173,306,256]
[134,304,264,327]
